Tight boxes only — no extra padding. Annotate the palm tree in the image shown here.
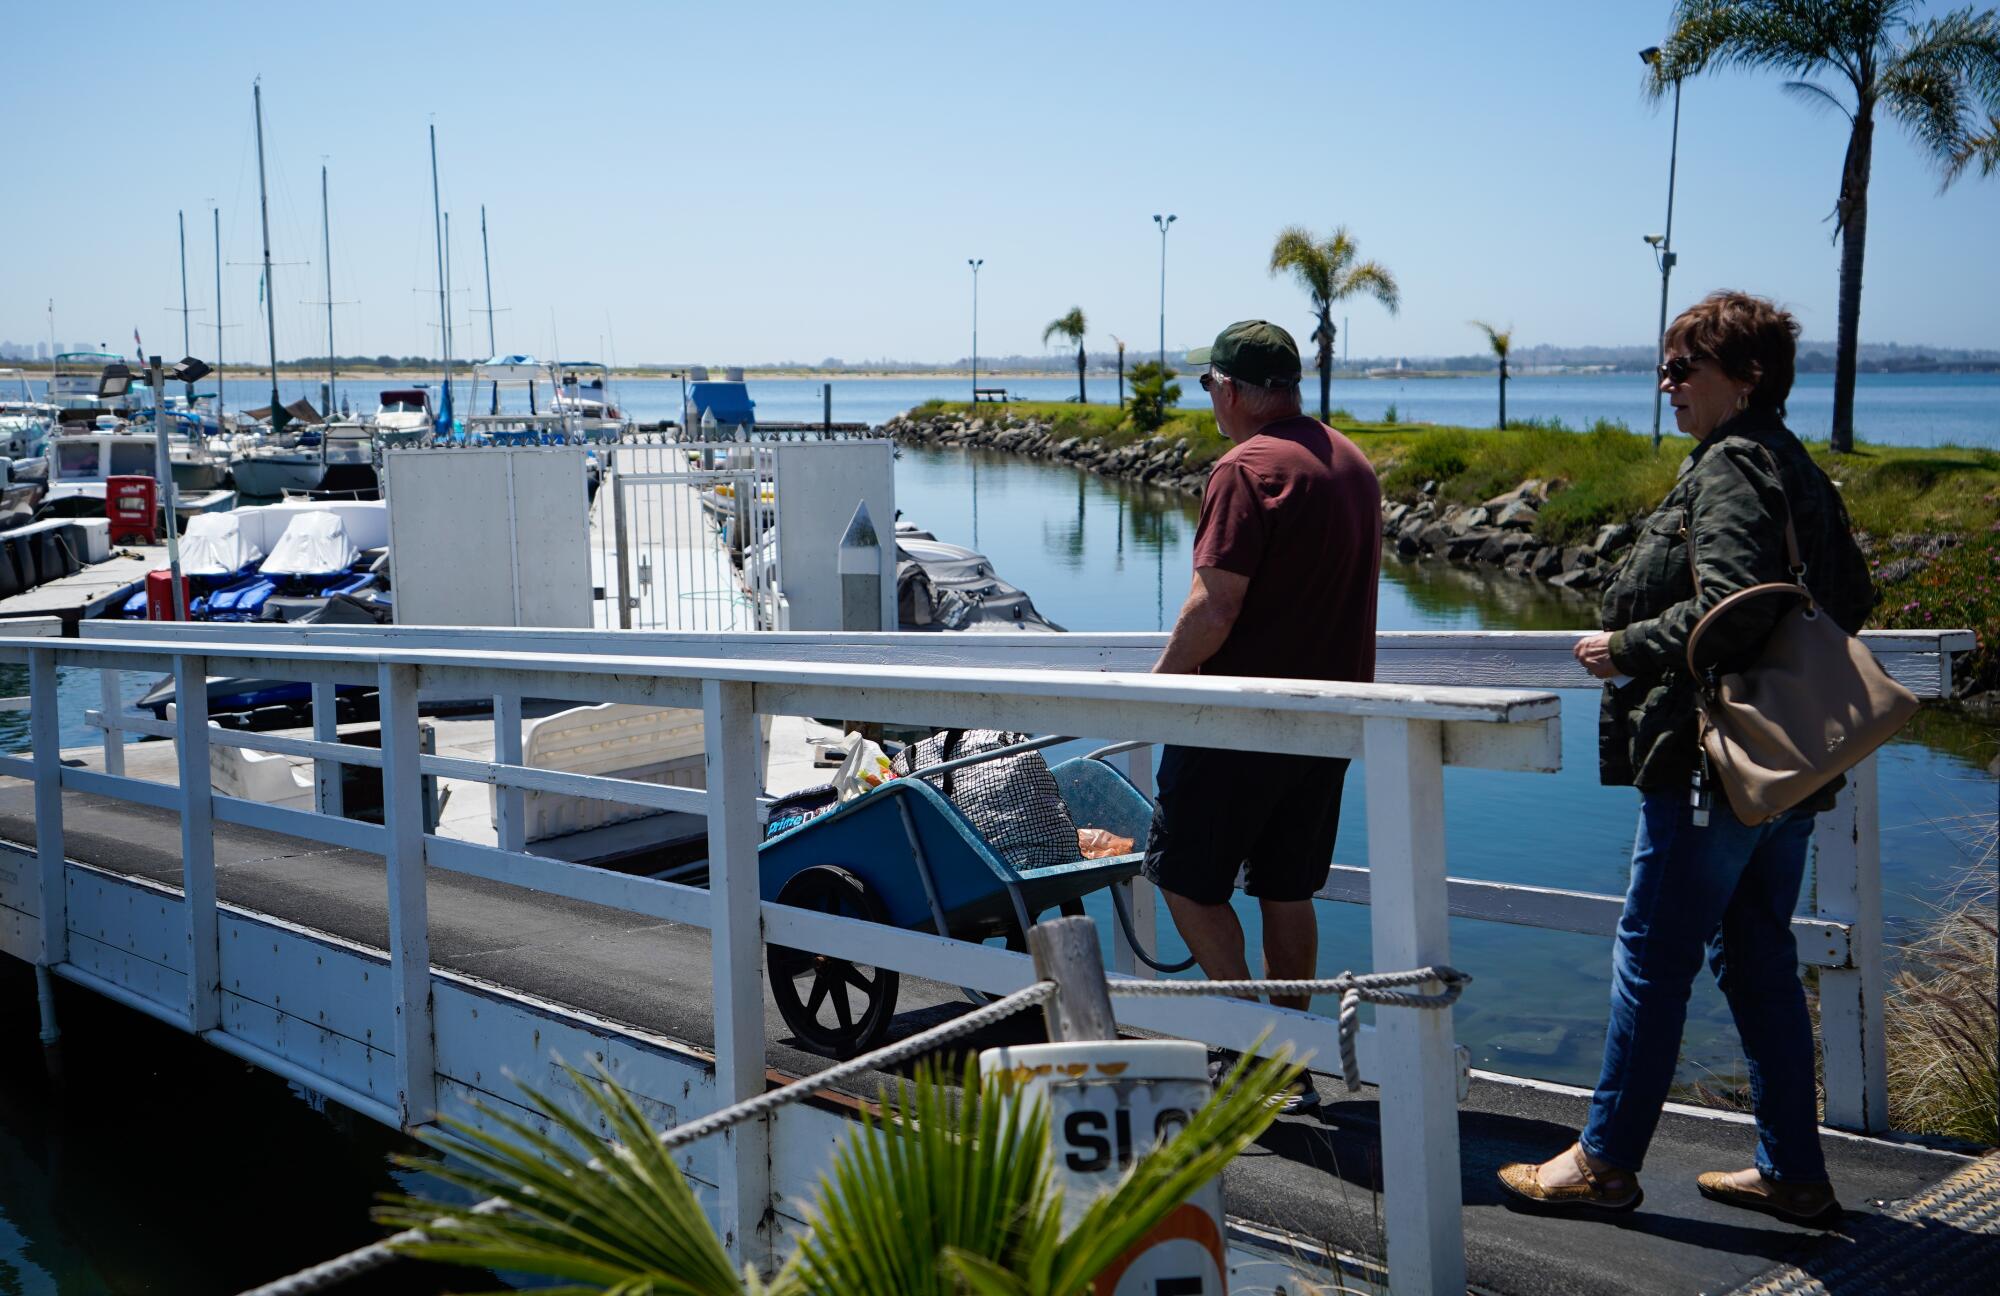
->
[1043,307,1088,404]
[1652,2,2000,453]
[1269,225,1400,421]
[1470,321,1514,429]
[1110,334,1127,408]
[379,1051,1301,1295]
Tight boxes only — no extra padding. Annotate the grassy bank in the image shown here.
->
[912,399,2000,694]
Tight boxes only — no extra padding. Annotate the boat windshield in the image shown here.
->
[56,442,101,476]
[380,400,427,414]
[110,442,154,475]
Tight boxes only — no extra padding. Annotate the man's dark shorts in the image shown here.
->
[1142,745,1349,906]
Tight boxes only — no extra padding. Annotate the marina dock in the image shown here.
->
[0,781,1969,1296]
[0,620,1981,1293]
[0,543,163,625]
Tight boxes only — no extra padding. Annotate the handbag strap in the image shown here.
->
[1682,442,1811,681]
[1684,582,1816,680]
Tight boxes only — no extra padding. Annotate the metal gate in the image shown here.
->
[596,440,781,631]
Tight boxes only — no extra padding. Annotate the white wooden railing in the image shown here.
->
[0,620,1972,1293]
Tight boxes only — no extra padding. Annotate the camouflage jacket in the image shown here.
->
[1598,411,1876,799]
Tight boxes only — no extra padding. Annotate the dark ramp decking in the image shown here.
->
[0,785,1971,1296]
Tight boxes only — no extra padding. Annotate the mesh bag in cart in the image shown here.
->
[890,729,1080,873]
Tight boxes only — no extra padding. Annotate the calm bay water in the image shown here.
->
[90,369,2000,448]
[0,404,1992,1291]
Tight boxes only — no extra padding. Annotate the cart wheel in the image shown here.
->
[768,866,900,1058]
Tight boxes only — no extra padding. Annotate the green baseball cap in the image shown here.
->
[1185,320,1302,387]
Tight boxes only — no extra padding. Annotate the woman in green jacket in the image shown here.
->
[1499,291,1874,1224]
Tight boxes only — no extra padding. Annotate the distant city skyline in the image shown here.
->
[2,2,1995,368]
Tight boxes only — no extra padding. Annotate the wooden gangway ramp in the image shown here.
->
[0,620,1979,1294]
[0,785,1970,1296]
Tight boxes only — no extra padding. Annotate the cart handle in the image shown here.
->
[1082,739,1150,764]
[899,733,1077,785]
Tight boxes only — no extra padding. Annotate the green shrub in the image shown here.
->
[1873,527,2000,694]
[1127,362,1181,433]
[1382,402,1399,424]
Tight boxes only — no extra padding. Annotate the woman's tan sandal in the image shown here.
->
[1696,1168,1842,1226]
[1497,1145,1643,1212]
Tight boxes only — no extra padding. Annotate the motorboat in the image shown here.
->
[552,361,629,441]
[463,356,585,445]
[0,369,57,460]
[160,395,236,492]
[893,522,1062,632]
[370,387,437,448]
[46,351,133,424]
[39,425,236,522]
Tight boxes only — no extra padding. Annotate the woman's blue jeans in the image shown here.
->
[1580,789,1828,1183]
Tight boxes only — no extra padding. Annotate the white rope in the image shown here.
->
[237,981,1057,1296]
[1108,966,1471,1094]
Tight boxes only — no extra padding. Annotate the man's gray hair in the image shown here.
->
[1233,376,1302,419]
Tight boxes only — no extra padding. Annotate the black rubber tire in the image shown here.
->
[768,865,900,1058]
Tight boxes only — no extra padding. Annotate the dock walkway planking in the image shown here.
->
[0,777,1967,1296]
[0,544,165,623]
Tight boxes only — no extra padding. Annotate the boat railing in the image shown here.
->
[0,621,1973,1291]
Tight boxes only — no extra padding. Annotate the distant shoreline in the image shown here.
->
[6,362,1995,381]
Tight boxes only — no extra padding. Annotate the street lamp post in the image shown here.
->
[102,356,210,619]
[967,258,983,404]
[1152,214,1176,367]
[1642,46,1682,449]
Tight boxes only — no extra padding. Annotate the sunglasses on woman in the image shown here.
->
[1656,355,1703,384]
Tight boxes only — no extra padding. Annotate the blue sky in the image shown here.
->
[3,1,1995,366]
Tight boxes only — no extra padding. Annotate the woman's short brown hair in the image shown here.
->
[1665,291,1802,417]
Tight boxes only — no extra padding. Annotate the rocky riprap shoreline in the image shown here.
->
[886,409,1992,713]
[881,410,1622,594]
[881,410,1216,497]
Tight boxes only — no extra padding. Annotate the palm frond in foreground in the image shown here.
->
[375,1049,1301,1295]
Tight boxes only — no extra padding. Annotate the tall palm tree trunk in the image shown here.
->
[1498,360,1507,430]
[1831,107,1875,455]
[1077,342,1087,404]
[1318,310,1335,422]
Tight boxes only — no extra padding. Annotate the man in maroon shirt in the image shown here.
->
[1148,321,1382,1089]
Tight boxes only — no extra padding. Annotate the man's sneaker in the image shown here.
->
[1210,1053,1321,1114]
[1277,1079,1322,1115]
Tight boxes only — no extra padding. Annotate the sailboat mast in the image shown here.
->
[444,211,455,381]
[213,207,225,429]
[480,204,498,415]
[178,210,192,398]
[322,163,335,417]
[253,80,283,429]
[429,124,449,414]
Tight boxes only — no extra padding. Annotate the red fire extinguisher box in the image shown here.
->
[106,475,158,545]
[146,569,189,621]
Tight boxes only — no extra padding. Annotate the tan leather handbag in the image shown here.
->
[1685,480,1918,826]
